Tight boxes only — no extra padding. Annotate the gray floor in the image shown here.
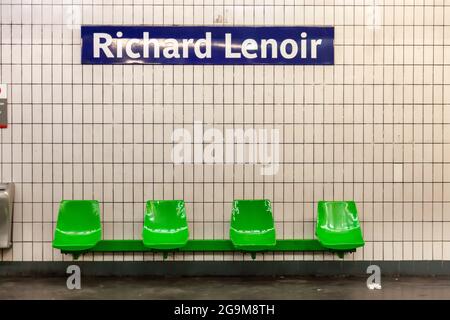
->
[0,276,449,299]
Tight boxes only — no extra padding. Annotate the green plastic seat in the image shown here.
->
[53,200,102,251]
[316,201,365,250]
[142,200,189,249]
[230,199,276,251]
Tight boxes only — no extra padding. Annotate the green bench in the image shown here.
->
[53,199,365,259]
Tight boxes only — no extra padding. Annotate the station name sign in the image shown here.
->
[81,26,334,65]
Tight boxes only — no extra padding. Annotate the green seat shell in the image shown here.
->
[315,201,365,250]
[230,199,276,251]
[142,200,189,250]
[53,200,102,251]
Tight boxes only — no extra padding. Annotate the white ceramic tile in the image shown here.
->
[1,2,449,262]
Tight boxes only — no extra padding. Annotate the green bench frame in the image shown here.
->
[53,199,365,259]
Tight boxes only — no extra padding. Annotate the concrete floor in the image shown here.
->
[0,276,449,299]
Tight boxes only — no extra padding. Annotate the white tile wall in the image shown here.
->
[0,0,449,262]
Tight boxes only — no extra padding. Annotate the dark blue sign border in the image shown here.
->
[81,25,334,65]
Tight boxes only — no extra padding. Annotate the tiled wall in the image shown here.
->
[0,0,449,262]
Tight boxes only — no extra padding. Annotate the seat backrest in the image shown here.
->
[231,199,275,233]
[317,201,360,232]
[56,200,101,233]
[145,200,187,230]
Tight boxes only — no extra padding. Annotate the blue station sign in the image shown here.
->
[81,26,334,65]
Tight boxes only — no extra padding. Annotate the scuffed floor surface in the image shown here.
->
[0,276,449,299]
